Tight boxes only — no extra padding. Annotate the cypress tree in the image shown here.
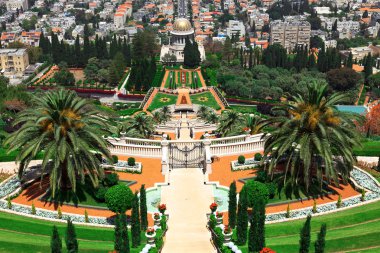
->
[346,52,353,68]
[317,47,326,72]
[131,192,141,248]
[120,213,130,253]
[65,219,78,253]
[51,225,62,253]
[248,47,253,69]
[364,53,373,83]
[236,187,248,245]
[114,214,122,251]
[140,184,148,231]
[314,224,327,253]
[256,199,266,251]
[299,215,312,253]
[228,181,237,228]
[248,218,254,252]
[184,37,194,68]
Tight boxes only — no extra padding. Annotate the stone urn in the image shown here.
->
[153,213,161,227]
[145,229,156,245]
[223,230,233,243]
[216,213,223,225]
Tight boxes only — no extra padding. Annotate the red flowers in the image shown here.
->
[146,227,155,235]
[158,204,166,214]
[215,211,223,218]
[223,225,232,234]
[153,213,160,220]
[210,202,218,212]
[260,248,276,253]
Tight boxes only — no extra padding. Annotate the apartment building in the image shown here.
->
[0,32,17,47]
[114,1,133,28]
[0,48,29,76]
[270,20,311,52]
[226,20,245,38]
[6,0,28,11]
[20,31,41,47]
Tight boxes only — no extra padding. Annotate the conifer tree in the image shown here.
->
[236,187,248,245]
[299,215,312,253]
[51,225,62,253]
[314,224,327,253]
[346,52,353,68]
[114,214,122,251]
[140,184,148,231]
[131,192,141,248]
[65,219,78,253]
[120,213,130,253]
[248,218,254,252]
[228,181,237,228]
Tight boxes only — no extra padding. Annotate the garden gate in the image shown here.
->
[169,142,205,169]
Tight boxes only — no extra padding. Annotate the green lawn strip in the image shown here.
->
[0,147,43,162]
[117,71,130,90]
[148,93,177,111]
[230,105,257,114]
[190,92,221,110]
[195,72,202,88]
[353,141,380,156]
[117,108,141,116]
[165,71,172,88]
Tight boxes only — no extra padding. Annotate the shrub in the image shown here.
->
[265,182,276,199]
[255,170,267,183]
[209,214,216,230]
[361,188,365,202]
[7,195,11,209]
[285,204,290,218]
[65,219,78,253]
[312,199,317,213]
[57,207,62,219]
[112,155,118,164]
[214,227,224,249]
[243,180,269,207]
[51,225,62,253]
[128,157,136,166]
[104,173,119,187]
[337,195,342,208]
[95,186,107,202]
[160,215,167,231]
[31,202,36,215]
[105,184,134,213]
[84,210,89,223]
[254,153,262,161]
[238,155,246,164]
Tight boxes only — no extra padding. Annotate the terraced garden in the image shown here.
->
[148,93,177,111]
[190,92,221,110]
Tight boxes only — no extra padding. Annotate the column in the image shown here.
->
[203,138,212,174]
[161,139,169,175]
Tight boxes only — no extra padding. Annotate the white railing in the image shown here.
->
[210,138,265,156]
[108,143,162,157]
[210,134,248,145]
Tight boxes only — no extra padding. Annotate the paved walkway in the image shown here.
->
[161,168,215,253]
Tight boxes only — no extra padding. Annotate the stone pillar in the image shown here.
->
[203,138,212,174]
[161,140,169,175]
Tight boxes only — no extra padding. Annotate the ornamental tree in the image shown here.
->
[65,219,78,253]
[105,185,134,214]
[228,181,237,228]
[299,215,312,253]
[131,192,141,248]
[140,184,148,231]
[314,224,327,253]
[51,225,62,253]
[236,187,248,245]
[243,180,269,208]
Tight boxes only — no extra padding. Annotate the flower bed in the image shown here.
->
[101,160,142,173]
[230,158,260,171]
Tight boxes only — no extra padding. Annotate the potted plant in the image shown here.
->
[215,211,223,225]
[153,212,161,226]
[145,227,156,244]
[210,202,218,213]
[243,127,250,134]
[223,225,233,243]
[158,203,166,214]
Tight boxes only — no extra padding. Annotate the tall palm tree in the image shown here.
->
[263,82,362,190]
[217,110,245,137]
[197,106,210,120]
[245,114,265,135]
[5,89,111,195]
[123,113,154,138]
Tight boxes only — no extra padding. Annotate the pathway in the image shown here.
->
[209,87,226,111]
[176,89,192,106]
[178,113,191,140]
[161,168,216,253]
[143,88,158,111]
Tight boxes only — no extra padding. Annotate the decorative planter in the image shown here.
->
[145,232,156,245]
[223,231,233,243]
[154,217,161,226]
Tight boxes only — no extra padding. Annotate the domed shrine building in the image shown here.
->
[160,18,205,63]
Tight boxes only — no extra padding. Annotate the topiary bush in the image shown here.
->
[254,153,262,161]
[104,173,119,187]
[209,214,216,230]
[214,227,224,249]
[243,180,269,207]
[255,170,267,183]
[105,184,134,214]
[265,182,277,199]
[128,157,136,166]
[238,155,246,164]
[112,155,118,164]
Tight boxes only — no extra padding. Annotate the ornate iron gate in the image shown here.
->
[169,142,205,169]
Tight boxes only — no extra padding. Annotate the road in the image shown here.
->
[177,0,187,18]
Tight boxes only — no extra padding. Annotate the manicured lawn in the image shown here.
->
[190,92,221,110]
[0,211,145,253]
[230,105,257,114]
[148,93,177,111]
[353,140,380,156]
[0,147,44,162]
[237,200,380,253]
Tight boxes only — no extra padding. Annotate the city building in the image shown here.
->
[20,31,41,47]
[160,18,205,63]
[270,20,311,52]
[114,1,133,28]
[226,20,245,38]
[6,0,28,11]
[0,48,29,76]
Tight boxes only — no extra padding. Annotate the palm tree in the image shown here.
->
[263,82,362,190]
[123,113,154,138]
[206,112,219,124]
[5,89,111,195]
[245,114,265,135]
[217,110,245,137]
[197,106,210,120]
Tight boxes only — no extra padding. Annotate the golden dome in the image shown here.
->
[173,18,192,32]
